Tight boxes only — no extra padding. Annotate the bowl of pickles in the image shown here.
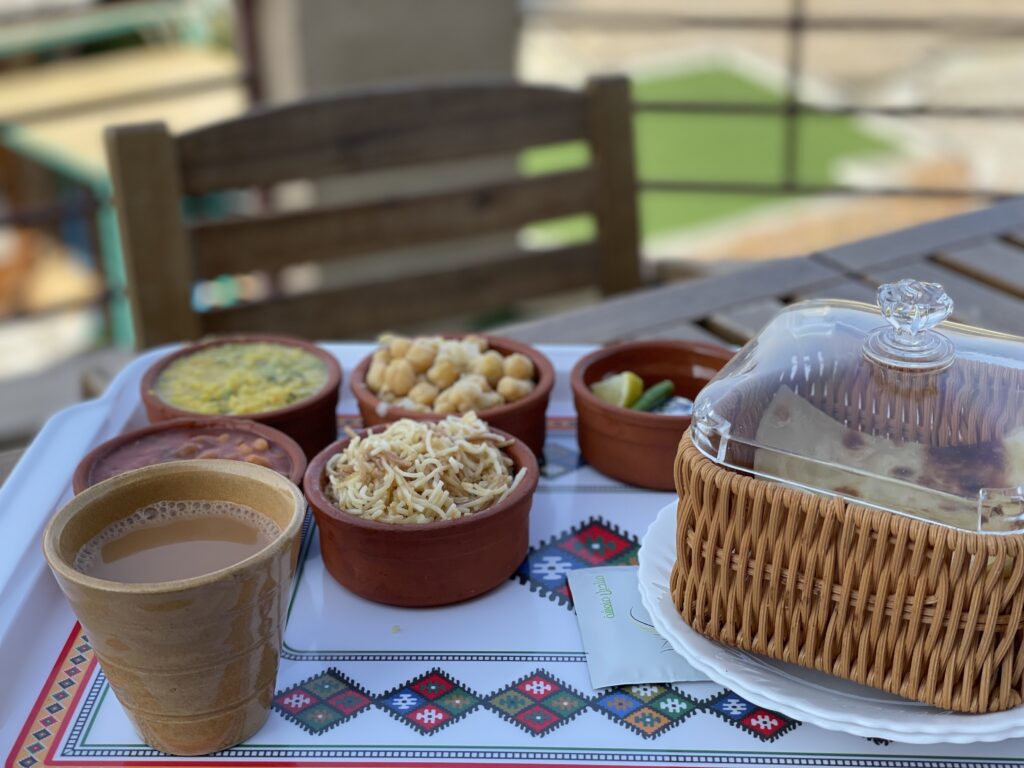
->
[570,340,734,490]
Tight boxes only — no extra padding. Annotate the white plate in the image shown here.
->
[637,501,1024,744]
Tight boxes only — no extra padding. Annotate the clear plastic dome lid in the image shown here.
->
[691,279,1024,533]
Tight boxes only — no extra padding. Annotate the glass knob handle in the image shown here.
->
[864,279,955,370]
[878,279,954,338]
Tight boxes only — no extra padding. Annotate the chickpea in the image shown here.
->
[366,358,387,391]
[472,350,504,386]
[239,442,254,455]
[463,334,488,353]
[503,353,535,381]
[245,454,273,468]
[436,341,471,371]
[386,335,411,358]
[433,389,458,415]
[448,380,482,413]
[463,373,492,391]
[397,397,430,413]
[477,390,504,410]
[427,358,460,389]
[252,438,269,452]
[371,348,390,366]
[405,338,437,373]
[217,433,231,444]
[385,359,416,396]
[498,376,535,403]
[409,380,439,406]
[197,449,220,460]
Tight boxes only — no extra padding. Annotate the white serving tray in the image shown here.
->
[5,343,1024,767]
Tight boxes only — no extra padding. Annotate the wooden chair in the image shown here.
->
[105,77,641,348]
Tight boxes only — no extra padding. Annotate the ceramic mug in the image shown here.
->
[42,460,305,756]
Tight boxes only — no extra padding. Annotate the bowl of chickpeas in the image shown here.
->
[351,334,554,457]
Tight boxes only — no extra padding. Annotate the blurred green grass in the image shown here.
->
[521,68,897,243]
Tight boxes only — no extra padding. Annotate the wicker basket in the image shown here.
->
[671,356,1024,714]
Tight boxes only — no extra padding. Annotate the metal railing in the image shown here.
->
[527,0,1024,200]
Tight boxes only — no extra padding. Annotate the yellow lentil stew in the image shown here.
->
[155,342,329,415]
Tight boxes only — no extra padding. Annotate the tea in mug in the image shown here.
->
[74,500,280,583]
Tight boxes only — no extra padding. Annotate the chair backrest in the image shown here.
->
[105,77,641,348]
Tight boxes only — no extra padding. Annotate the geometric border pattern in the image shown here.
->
[375,669,481,736]
[704,690,801,742]
[273,668,374,735]
[484,669,591,737]
[269,670,800,743]
[513,517,641,609]
[591,683,699,739]
[9,627,92,768]
[25,623,1024,768]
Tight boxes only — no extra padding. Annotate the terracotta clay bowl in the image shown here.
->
[141,334,341,458]
[304,427,539,607]
[73,417,307,494]
[571,340,734,490]
[351,334,553,458]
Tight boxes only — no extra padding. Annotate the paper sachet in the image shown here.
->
[567,565,708,690]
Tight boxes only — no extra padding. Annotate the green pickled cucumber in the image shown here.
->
[630,380,675,411]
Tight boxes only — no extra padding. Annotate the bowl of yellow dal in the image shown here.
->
[141,335,342,457]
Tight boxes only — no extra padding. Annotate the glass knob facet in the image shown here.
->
[864,279,955,370]
[878,279,954,338]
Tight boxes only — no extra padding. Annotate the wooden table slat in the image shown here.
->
[498,255,841,344]
[791,276,879,304]
[817,198,1024,272]
[934,238,1024,299]
[626,320,732,345]
[705,298,787,345]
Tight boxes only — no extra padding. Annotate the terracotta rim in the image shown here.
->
[570,340,735,429]
[304,425,539,534]
[72,417,308,493]
[350,334,554,423]
[44,459,306,595]
[140,334,342,422]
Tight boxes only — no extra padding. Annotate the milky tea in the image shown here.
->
[74,499,281,583]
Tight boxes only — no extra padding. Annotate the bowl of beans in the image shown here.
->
[350,334,553,457]
[141,335,342,457]
[72,417,307,493]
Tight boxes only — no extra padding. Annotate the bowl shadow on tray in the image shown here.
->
[303,427,540,608]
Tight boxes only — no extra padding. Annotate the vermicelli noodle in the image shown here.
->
[324,414,526,524]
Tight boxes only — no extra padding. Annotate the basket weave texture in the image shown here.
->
[672,428,1024,714]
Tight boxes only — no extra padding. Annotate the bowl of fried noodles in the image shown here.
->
[303,413,539,606]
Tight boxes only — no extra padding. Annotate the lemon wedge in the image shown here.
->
[590,371,644,408]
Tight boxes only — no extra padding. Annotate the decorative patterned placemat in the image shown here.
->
[9,421,1024,767]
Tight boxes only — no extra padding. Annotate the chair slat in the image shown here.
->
[586,77,641,295]
[200,244,599,339]
[178,82,587,194]
[105,122,200,346]
[191,170,595,278]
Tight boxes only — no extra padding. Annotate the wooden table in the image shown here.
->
[499,198,1024,346]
